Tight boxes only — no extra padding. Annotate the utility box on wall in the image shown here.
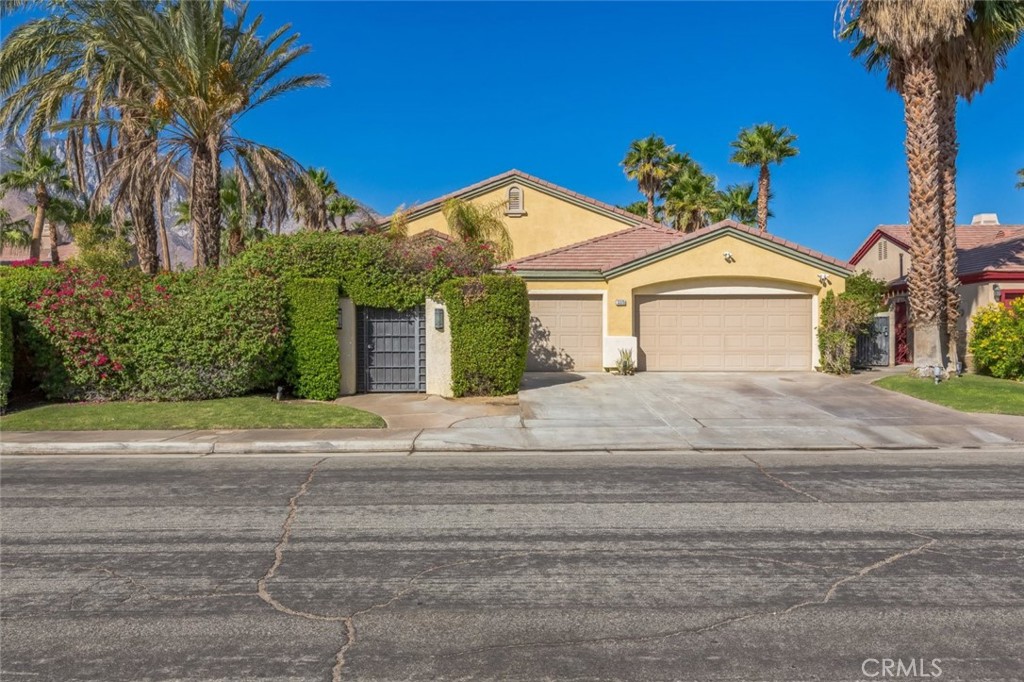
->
[425,297,453,397]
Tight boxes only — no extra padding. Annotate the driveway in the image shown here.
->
[481,371,1024,452]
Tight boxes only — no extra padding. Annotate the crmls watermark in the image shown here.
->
[862,658,942,678]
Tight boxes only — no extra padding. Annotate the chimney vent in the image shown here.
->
[971,213,999,225]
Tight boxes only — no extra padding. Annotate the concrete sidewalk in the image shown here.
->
[3,372,1024,456]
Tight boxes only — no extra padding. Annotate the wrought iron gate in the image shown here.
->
[356,306,426,392]
[855,315,890,367]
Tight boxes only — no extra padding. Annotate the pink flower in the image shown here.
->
[112,361,124,372]
[94,354,109,367]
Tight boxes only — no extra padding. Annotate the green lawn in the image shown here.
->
[874,374,1024,416]
[0,395,385,431]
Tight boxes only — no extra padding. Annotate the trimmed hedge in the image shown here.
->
[284,278,341,400]
[969,298,1024,379]
[16,265,285,401]
[439,275,530,397]
[233,232,495,310]
[1,303,12,410]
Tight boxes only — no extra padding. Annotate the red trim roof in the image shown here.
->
[851,224,1024,278]
[503,219,851,273]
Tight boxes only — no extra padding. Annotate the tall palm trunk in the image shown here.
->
[756,164,770,232]
[131,133,160,275]
[938,90,961,371]
[645,193,655,221]
[902,49,945,374]
[29,183,48,261]
[156,185,172,272]
[190,138,222,268]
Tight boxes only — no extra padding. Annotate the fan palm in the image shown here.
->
[100,0,327,267]
[729,123,798,233]
[716,183,764,226]
[840,0,1016,372]
[621,135,676,221]
[621,200,660,221]
[329,195,361,231]
[0,149,72,262]
[0,208,31,251]
[441,198,513,261]
[294,167,339,232]
[664,168,723,233]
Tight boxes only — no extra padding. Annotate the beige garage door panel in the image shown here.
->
[638,296,810,371]
[528,295,603,371]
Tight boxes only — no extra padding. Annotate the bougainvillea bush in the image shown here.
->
[23,266,285,401]
[969,299,1024,380]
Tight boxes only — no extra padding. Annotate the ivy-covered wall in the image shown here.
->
[233,232,495,310]
[439,275,530,397]
[1,303,12,411]
[284,278,341,400]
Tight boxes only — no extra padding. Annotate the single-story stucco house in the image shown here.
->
[850,213,1024,366]
[383,170,852,374]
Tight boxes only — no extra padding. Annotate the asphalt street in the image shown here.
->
[1,450,1022,681]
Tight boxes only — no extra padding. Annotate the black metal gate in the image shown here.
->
[855,315,890,367]
[356,306,426,392]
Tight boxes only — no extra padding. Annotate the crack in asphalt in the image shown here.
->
[743,454,824,503]
[68,566,145,610]
[436,532,937,659]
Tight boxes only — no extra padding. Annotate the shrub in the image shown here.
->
[819,290,875,375]
[439,275,529,397]
[23,265,285,401]
[283,278,341,400]
[969,299,1024,380]
[233,232,496,310]
[1,303,12,411]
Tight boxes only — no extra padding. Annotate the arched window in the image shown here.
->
[506,186,524,216]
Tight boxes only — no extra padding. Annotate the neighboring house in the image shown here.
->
[384,170,852,373]
[850,213,1024,366]
[0,228,78,265]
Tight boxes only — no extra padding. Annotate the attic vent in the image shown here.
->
[971,213,999,225]
[506,186,524,216]
[878,240,888,260]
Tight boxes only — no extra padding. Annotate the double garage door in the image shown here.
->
[637,295,812,371]
[527,293,812,372]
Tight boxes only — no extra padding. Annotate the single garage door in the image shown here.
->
[637,295,811,371]
[527,294,603,371]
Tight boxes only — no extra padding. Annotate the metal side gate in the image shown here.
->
[356,306,426,392]
[855,314,890,367]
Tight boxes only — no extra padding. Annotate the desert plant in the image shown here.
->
[615,348,636,376]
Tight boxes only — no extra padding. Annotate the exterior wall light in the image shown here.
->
[434,307,444,331]
[817,273,831,286]
[993,284,1001,300]
[723,251,735,263]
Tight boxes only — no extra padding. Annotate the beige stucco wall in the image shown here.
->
[526,233,849,370]
[854,236,909,282]
[404,181,636,260]
[425,298,453,397]
[338,298,357,396]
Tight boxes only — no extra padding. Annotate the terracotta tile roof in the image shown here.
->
[861,224,1024,277]
[504,219,851,273]
[957,231,1024,277]
[377,169,665,230]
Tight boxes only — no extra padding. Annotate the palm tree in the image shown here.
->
[621,135,676,221]
[0,0,163,274]
[841,1,1018,372]
[664,168,722,233]
[1018,168,1024,190]
[0,208,31,251]
[716,183,762,226]
[101,1,327,267]
[294,167,336,231]
[329,195,361,231]
[621,200,659,220]
[441,198,513,261]
[0,149,72,262]
[729,123,798,233]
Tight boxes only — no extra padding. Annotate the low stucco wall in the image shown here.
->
[425,297,453,397]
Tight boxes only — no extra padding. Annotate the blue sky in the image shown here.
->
[5,2,1023,259]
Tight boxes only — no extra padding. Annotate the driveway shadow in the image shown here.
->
[520,372,587,391]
